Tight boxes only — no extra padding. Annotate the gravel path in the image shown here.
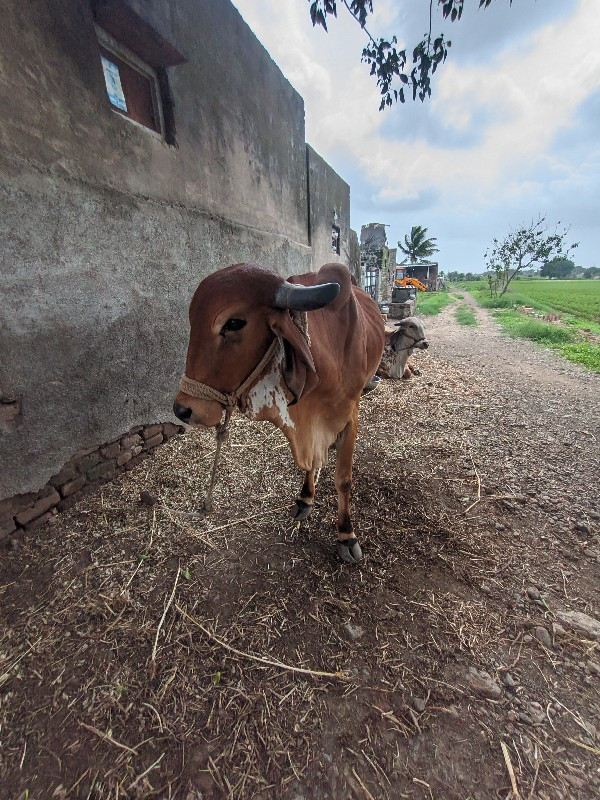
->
[426,291,600,526]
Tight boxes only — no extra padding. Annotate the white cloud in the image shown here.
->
[233,0,600,269]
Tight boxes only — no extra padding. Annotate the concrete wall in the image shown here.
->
[307,145,351,271]
[0,0,351,501]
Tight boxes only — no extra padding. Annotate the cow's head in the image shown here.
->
[173,264,339,427]
[389,317,428,353]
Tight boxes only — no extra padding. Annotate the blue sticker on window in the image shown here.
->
[101,56,128,112]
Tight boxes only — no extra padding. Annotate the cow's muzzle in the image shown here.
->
[173,402,192,424]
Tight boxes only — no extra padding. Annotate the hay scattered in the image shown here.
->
[1,351,598,799]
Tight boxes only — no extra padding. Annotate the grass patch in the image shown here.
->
[495,311,574,344]
[493,311,600,373]
[417,291,454,316]
[453,292,464,299]
[455,305,478,326]
[558,342,600,372]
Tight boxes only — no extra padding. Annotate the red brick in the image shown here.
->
[142,424,162,440]
[76,452,101,473]
[121,434,143,449]
[162,422,184,440]
[0,517,17,540]
[116,450,133,466]
[129,425,143,434]
[100,442,121,459]
[49,462,79,486]
[131,445,143,457]
[24,511,54,532]
[124,451,150,471]
[15,488,60,526]
[61,475,87,497]
[0,496,26,522]
[87,460,116,481]
[144,433,163,449]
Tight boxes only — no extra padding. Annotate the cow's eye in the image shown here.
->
[220,318,246,335]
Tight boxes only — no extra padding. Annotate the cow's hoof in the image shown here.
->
[290,499,313,521]
[362,375,381,395]
[337,537,363,563]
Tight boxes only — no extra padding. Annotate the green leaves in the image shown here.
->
[307,0,500,109]
[398,225,440,261]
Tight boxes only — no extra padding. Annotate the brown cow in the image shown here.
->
[173,263,385,563]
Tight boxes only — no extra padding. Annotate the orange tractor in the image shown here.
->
[392,272,427,302]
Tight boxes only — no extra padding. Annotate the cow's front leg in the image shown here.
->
[335,412,363,563]
[290,468,320,521]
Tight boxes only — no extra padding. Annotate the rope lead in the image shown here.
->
[202,405,233,512]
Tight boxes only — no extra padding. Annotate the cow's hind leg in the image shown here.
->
[335,412,363,564]
[290,468,320,521]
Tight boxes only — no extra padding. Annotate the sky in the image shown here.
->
[232,0,600,273]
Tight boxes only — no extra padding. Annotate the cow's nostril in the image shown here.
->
[422,341,429,349]
[173,402,192,423]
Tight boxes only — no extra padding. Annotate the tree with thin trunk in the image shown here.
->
[484,216,578,297]
[398,225,439,262]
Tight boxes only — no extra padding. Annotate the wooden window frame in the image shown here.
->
[96,24,165,139]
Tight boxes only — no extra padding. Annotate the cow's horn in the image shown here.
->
[274,281,340,311]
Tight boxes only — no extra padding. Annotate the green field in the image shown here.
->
[456,279,600,323]
[502,280,600,322]
[452,279,600,373]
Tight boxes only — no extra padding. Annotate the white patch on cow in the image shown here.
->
[245,343,295,429]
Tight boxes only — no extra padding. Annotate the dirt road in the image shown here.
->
[1,296,599,800]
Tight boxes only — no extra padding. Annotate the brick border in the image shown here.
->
[0,422,184,543]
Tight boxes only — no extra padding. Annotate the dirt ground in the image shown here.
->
[1,293,599,800]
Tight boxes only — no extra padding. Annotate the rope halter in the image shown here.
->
[178,337,280,412]
[393,333,427,353]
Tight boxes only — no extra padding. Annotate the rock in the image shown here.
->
[526,701,545,724]
[502,672,517,689]
[586,661,600,675]
[412,697,426,713]
[574,522,590,535]
[555,610,600,640]
[552,623,567,637]
[466,668,502,699]
[526,586,541,600]
[343,623,365,641]
[522,634,533,644]
[140,491,159,507]
[534,626,552,647]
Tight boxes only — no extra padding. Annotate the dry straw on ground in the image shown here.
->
[1,345,599,799]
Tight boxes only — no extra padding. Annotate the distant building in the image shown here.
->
[360,223,390,302]
[396,259,441,291]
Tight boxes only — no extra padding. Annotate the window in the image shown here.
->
[331,225,340,255]
[97,26,164,135]
[92,0,186,142]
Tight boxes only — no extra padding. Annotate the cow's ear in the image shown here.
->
[268,312,319,405]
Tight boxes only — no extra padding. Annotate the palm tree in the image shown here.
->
[398,226,439,263]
